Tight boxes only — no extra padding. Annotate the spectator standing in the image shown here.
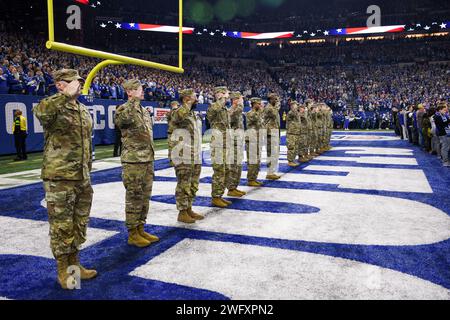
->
[12,110,27,161]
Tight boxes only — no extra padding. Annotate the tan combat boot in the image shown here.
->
[138,224,160,243]
[128,227,152,247]
[288,162,300,167]
[236,189,247,196]
[68,252,97,280]
[266,174,281,180]
[227,189,244,197]
[299,156,309,163]
[188,207,204,220]
[178,210,196,223]
[211,197,229,208]
[221,198,232,205]
[56,255,74,290]
[247,181,261,187]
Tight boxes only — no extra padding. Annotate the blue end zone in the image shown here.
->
[0,131,449,299]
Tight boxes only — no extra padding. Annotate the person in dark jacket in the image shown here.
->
[434,102,449,166]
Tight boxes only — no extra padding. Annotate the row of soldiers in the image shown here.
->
[33,68,332,290]
[285,100,334,166]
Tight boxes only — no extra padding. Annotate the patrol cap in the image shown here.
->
[122,79,142,91]
[214,86,228,94]
[170,100,180,108]
[53,69,84,82]
[179,88,195,98]
[230,91,243,100]
[305,99,314,105]
[268,93,279,100]
[250,97,262,105]
[289,100,299,106]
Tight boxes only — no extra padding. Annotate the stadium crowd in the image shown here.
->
[0,31,448,144]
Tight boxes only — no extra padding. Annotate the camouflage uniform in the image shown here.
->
[246,98,263,182]
[298,107,309,158]
[313,109,322,152]
[115,90,155,230]
[306,108,314,156]
[327,108,333,148]
[33,69,93,259]
[207,87,231,198]
[166,101,180,166]
[286,104,301,162]
[262,94,281,175]
[226,93,245,191]
[169,96,202,211]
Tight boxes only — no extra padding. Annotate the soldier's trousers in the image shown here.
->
[211,147,229,198]
[43,179,93,259]
[307,131,314,154]
[226,142,243,190]
[298,134,308,157]
[122,162,154,230]
[175,163,202,211]
[246,140,261,182]
[286,133,300,162]
[266,133,280,175]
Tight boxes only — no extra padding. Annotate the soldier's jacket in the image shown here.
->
[228,103,245,144]
[207,100,231,147]
[299,112,309,135]
[114,97,154,163]
[169,103,201,163]
[286,109,301,135]
[328,111,334,129]
[245,108,263,141]
[33,93,93,181]
[315,111,323,129]
[263,103,281,132]
[306,112,313,132]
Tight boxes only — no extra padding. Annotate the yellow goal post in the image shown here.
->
[46,0,184,95]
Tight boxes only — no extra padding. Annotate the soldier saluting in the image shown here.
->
[226,91,247,197]
[262,93,281,180]
[114,79,159,248]
[33,69,97,290]
[207,86,232,208]
[169,89,204,223]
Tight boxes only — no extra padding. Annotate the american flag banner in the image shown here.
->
[328,25,406,36]
[119,23,194,34]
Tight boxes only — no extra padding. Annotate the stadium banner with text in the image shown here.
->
[0,95,208,156]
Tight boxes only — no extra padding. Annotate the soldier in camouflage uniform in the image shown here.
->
[286,100,301,167]
[33,69,97,290]
[226,91,247,197]
[305,100,315,160]
[326,105,334,150]
[114,79,159,248]
[169,89,204,223]
[262,93,281,180]
[246,98,264,186]
[298,104,310,162]
[166,100,180,166]
[207,86,232,208]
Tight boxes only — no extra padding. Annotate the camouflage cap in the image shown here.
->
[179,88,195,98]
[305,99,314,105]
[53,69,84,82]
[170,100,180,107]
[250,97,262,105]
[268,93,279,100]
[122,79,142,91]
[214,86,228,94]
[289,100,299,106]
[230,91,243,100]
